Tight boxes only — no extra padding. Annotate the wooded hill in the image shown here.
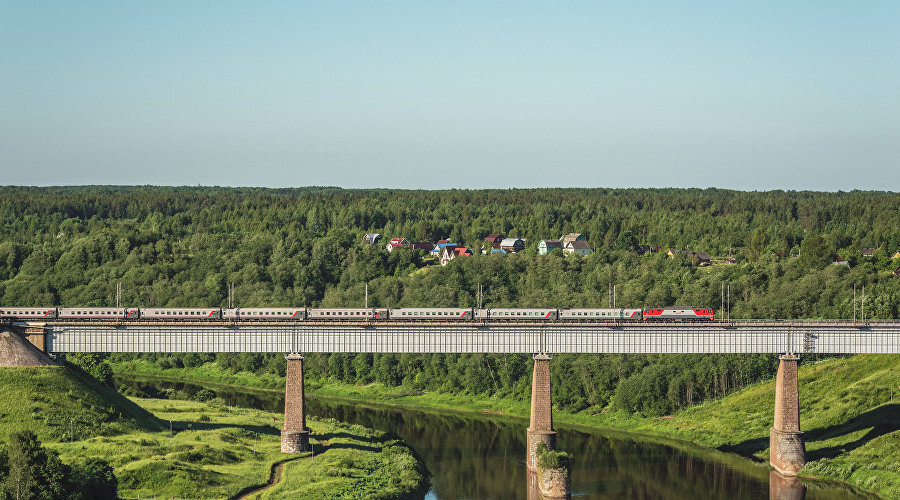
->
[2,186,899,416]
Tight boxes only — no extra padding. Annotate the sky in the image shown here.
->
[1,2,898,191]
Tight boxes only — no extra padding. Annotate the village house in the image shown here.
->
[538,239,563,255]
[430,240,455,257]
[832,254,849,266]
[564,240,593,256]
[892,250,900,260]
[483,234,504,252]
[409,242,433,251]
[363,233,382,245]
[893,268,900,278]
[861,248,877,258]
[500,237,526,253]
[440,246,473,266]
[560,233,585,247]
[385,238,410,252]
[667,248,710,265]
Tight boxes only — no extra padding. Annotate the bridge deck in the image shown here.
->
[17,319,900,354]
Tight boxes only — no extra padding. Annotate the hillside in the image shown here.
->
[0,365,162,443]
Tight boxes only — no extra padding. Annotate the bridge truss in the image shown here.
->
[26,320,900,354]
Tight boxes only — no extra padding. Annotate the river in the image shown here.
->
[116,376,877,499]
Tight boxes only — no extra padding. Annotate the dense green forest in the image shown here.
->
[3,186,899,416]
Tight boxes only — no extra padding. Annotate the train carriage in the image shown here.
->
[390,308,474,320]
[140,308,222,320]
[222,308,306,320]
[0,307,57,319]
[476,308,558,320]
[559,308,642,320]
[642,307,714,321]
[307,308,388,320]
[58,307,126,319]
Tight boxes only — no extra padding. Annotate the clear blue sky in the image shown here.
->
[1,2,898,190]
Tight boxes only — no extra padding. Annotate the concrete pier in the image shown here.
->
[281,353,310,453]
[770,354,806,476]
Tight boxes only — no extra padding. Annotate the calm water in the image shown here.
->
[116,376,876,499]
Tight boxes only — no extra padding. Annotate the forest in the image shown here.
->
[2,186,899,416]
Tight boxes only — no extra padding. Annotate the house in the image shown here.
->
[430,241,457,257]
[538,240,563,255]
[363,233,382,245]
[500,238,526,253]
[667,248,710,265]
[724,257,736,264]
[693,252,711,266]
[490,248,507,255]
[832,254,849,266]
[635,245,661,256]
[564,240,593,256]
[560,233,586,247]
[410,242,433,251]
[483,234,504,250]
[892,250,900,260]
[861,248,877,258]
[893,268,900,278]
[440,246,473,266]
[386,238,410,252]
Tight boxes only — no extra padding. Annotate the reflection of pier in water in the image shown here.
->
[770,470,806,500]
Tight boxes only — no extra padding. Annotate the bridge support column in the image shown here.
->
[281,353,310,453]
[23,327,47,353]
[527,353,556,472]
[770,354,805,476]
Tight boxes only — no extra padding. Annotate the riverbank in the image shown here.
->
[0,366,427,499]
[110,355,900,498]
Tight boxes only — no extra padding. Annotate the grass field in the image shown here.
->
[112,354,900,498]
[0,366,427,499]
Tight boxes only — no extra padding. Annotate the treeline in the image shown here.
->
[0,431,117,500]
[4,186,900,417]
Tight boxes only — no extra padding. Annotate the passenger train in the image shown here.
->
[0,306,715,321]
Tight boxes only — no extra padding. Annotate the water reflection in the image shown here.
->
[116,376,875,500]
[770,471,806,500]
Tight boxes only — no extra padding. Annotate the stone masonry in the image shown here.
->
[770,354,806,476]
[527,354,556,472]
[281,353,310,453]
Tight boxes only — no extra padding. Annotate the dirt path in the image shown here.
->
[234,457,303,500]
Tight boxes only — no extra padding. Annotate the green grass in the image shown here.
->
[1,366,427,499]
[0,366,162,443]
[113,355,900,498]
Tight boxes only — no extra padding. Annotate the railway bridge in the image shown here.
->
[7,318,900,477]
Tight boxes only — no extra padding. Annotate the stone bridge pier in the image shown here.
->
[527,353,556,471]
[281,353,310,453]
[770,354,806,476]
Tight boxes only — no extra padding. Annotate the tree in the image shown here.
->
[749,227,767,261]
[800,234,831,269]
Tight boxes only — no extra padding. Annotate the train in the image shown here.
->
[0,306,715,321]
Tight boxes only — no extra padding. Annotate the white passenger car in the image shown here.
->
[390,308,474,320]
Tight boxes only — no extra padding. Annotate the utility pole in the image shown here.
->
[116,283,121,308]
[721,283,725,321]
[862,286,866,323]
[228,283,235,309]
[853,284,857,321]
[365,282,368,308]
[727,283,731,322]
[613,284,617,309]
[477,283,483,309]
